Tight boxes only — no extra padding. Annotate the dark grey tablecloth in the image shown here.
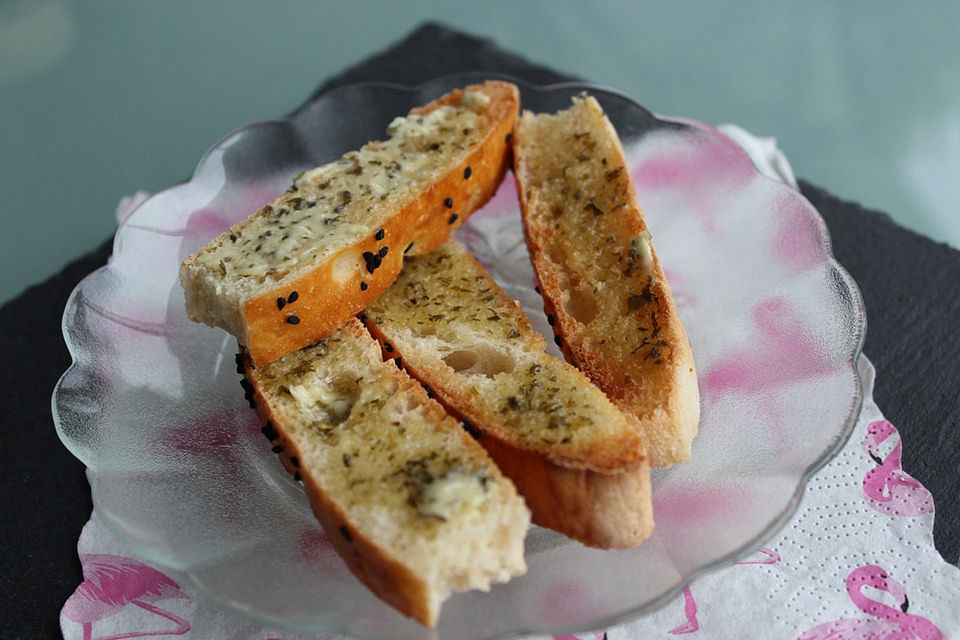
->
[2,23,957,640]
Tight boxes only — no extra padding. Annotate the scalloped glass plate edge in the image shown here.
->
[52,72,867,639]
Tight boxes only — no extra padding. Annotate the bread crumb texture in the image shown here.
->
[180,81,518,367]
[249,321,528,624]
[366,240,645,472]
[185,94,488,330]
[515,94,700,466]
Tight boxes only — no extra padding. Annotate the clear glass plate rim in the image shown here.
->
[52,72,868,639]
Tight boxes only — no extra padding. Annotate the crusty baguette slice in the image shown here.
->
[363,240,653,548]
[242,318,529,627]
[182,81,519,366]
[513,94,700,467]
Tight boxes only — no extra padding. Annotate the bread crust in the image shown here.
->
[480,436,652,549]
[183,81,519,366]
[363,241,654,548]
[364,321,653,549]
[243,319,528,626]
[243,322,434,624]
[513,96,700,467]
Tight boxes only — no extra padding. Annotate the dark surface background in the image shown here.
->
[1,24,957,640]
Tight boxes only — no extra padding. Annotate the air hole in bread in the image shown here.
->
[325,382,358,424]
[547,243,568,269]
[564,286,598,325]
[412,323,437,337]
[290,373,359,426]
[442,349,477,372]
[442,346,516,378]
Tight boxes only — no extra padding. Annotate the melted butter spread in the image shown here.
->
[197,99,485,283]
[630,230,653,270]
[256,335,501,529]
[414,469,489,522]
[287,382,353,424]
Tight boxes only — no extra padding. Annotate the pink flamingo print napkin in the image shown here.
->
[61,128,960,640]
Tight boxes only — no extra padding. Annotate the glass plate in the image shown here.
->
[53,74,865,639]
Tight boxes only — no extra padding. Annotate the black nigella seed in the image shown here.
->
[343,453,352,467]
[360,281,368,291]
[444,197,453,208]
[287,291,299,303]
[394,357,402,368]
[261,423,279,441]
[404,242,414,254]
[464,166,472,179]
[276,297,286,310]
[286,315,300,325]
[554,335,563,347]
[339,525,353,542]
[448,213,459,224]
[294,471,301,482]
[384,343,393,353]
[363,251,382,273]
[462,419,483,440]
[289,455,299,468]
[547,314,555,326]
[271,445,283,454]
[378,246,388,258]
[375,228,385,240]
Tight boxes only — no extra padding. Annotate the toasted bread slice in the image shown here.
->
[182,81,519,366]
[513,94,700,467]
[363,240,653,548]
[242,318,529,627]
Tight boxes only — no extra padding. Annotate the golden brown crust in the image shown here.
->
[242,322,436,625]
[363,324,653,549]
[513,96,700,467]
[362,241,653,548]
[362,244,645,473]
[243,319,527,626]
[480,437,652,549]
[187,81,519,366]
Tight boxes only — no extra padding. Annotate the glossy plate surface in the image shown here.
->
[54,74,865,639]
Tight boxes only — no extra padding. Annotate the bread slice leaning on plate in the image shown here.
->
[363,239,653,548]
[513,94,700,467]
[241,318,530,627]
[182,81,519,366]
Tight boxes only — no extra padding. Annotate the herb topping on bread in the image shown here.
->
[513,94,700,467]
[182,81,519,365]
[244,319,529,626]
[363,240,653,547]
